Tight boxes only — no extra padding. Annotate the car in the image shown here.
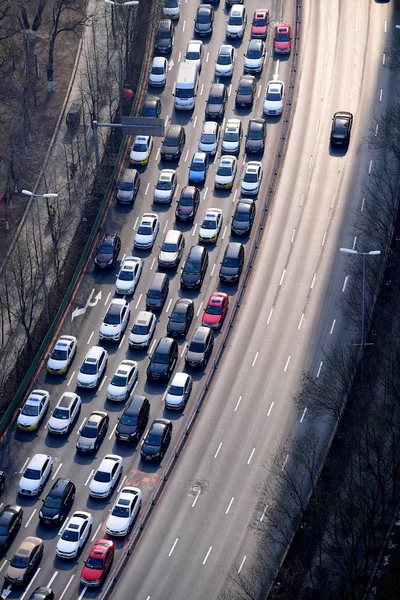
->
[189,151,209,184]
[76,411,109,453]
[106,360,139,402]
[0,471,4,496]
[147,337,178,381]
[165,372,193,410]
[80,539,115,587]
[251,8,269,38]
[214,155,237,189]
[149,56,168,87]
[89,455,123,499]
[199,208,223,243]
[263,80,285,115]
[226,4,247,38]
[161,125,186,160]
[115,395,150,442]
[185,39,204,71]
[198,121,220,155]
[175,186,200,221]
[39,478,75,526]
[244,39,266,73]
[215,44,236,77]
[221,119,242,155]
[47,335,77,374]
[194,4,214,36]
[185,326,214,368]
[140,96,161,118]
[115,256,142,295]
[163,0,180,20]
[27,588,54,600]
[146,272,169,312]
[154,169,178,203]
[231,198,256,235]
[273,23,292,54]
[167,298,194,337]
[154,19,174,53]
[18,454,53,497]
[116,169,140,204]
[130,135,153,165]
[17,389,50,432]
[99,298,130,342]
[235,75,257,107]
[205,83,228,119]
[134,213,160,249]
[105,487,142,536]
[181,245,209,289]
[141,418,172,461]
[47,392,81,435]
[129,311,156,349]
[219,241,245,282]
[56,511,92,559]
[0,505,23,554]
[94,233,121,269]
[4,536,43,586]
[202,291,229,329]
[76,346,108,389]
[241,161,263,195]
[225,0,243,6]
[330,111,353,146]
[245,119,266,153]
[158,229,185,268]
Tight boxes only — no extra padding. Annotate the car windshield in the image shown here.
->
[217,54,231,65]
[50,348,68,360]
[142,105,157,117]
[164,0,178,6]
[145,432,161,446]
[244,171,258,183]
[248,128,262,140]
[132,323,149,335]
[53,407,69,419]
[119,181,134,191]
[179,195,194,206]
[112,505,130,518]
[44,496,62,509]
[190,161,204,172]
[94,470,111,483]
[189,341,205,352]
[80,361,97,375]
[86,557,104,569]
[171,311,186,323]
[186,51,199,60]
[147,290,161,298]
[206,304,222,315]
[238,84,251,95]
[21,404,40,416]
[80,425,97,438]
[276,32,290,41]
[208,94,223,105]
[120,414,138,426]
[151,66,165,75]
[158,29,170,39]
[202,219,216,230]
[161,242,178,252]
[334,121,348,135]
[111,375,127,387]
[184,261,198,273]
[228,16,243,25]
[11,555,29,568]
[119,269,134,281]
[266,91,281,101]
[164,136,179,147]
[133,143,147,152]
[157,179,172,190]
[247,48,261,59]
[98,243,113,254]
[62,529,79,542]
[253,17,266,26]
[235,208,249,221]
[217,165,232,176]
[24,468,41,480]
[224,131,239,142]
[223,258,238,267]
[153,351,169,364]
[104,311,121,325]
[169,385,184,395]
[201,134,215,144]
[137,224,153,235]
[197,13,210,23]
[175,87,194,99]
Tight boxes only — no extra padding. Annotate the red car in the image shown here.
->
[202,292,229,329]
[251,9,269,39]
[273,24,292,54]
[80,539,115,587]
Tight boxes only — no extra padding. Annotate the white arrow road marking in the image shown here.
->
[168,59,174,71]
[72,288,102,321]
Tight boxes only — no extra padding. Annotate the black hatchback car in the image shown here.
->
[167,298,194,337]
[235,75,257,107]
[181,245,209,289]
[231,198,255,236]
[147,337,178,381]
[161,125,186,160]
[194,4,214,36]
[94,233,121,269]
[141,96,161,118]
[219,242,245,282]
[205,83,228,120]
[0,505,23,553]
[140,418,172,461]
[175,186,200,221]
[330,111,353,146]
[115,395,150,443]
[245,119,266,153]
[185,326,214,368]
[154,19,174,53]
[39,478,75,526]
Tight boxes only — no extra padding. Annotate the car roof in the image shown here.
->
[248,39,263,49]
[220,44,233,54]
[220,156,235,165]
[55,336,75,349]
[188,40,202,50]
[84,411,106,428]
[181,186,197,197]
[334,111,352,120]
[203,209,221,219]
[158,19,172,28]
[275,24,290,32]
[47,478,72,497]
[239,74,256,84]
[85,346,105,361]
[254,9,268,16]
[249,119,264,130]
[165,124,182,137]
[209,83,225,97]
[98,455,122,472]
[135,311,154,326]
[102,233,117,243]
[230,5,245,15]
[56,392,78,408]
[152,56,166,67]
[225,119,240,131]
[209,292,227,304]
[155,337,175,352]
[268,80,283,91]
[202,121,218,134]
[170,372,189,387]
[193,326,210,342]
[124,395,147,415]
[174,298,192,311]
[225,242,243,256]
[143,96,160,107]
[164,229,182,244]
[192,152,206,162]
[188,245,206,260]
[115,361,135,376]
[27,454,51,469]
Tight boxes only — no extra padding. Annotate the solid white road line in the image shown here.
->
[279,270,286,286]
[234,396,242,411]
[284,356,291,372]
[20,457,30,473]
[52,462,62,480]
[109,423,117,440]
[316,361,323,378]
[330,319,336,334]
[91,522,103,542]
[46,572,58,589]
[247,448,255,464]
[267,402,274,417]
[59,576,75,600]
[168,538,178,557]
[203,546,212,565]
[300,407,308,423]
[87,332,94,345]
[67,371,75,386]
[298,314,304,330]
[214,442,222,459]
[25,509,37,528]
[84,470,94,487]
[238,556,246,573]
[225,497,234,514]
[252,352,259,367]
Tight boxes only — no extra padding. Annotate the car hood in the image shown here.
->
[57,538,78,554]
[155,38,171,49]
[275,40,290,51]
[236,92,252,103]
[227,24,243,32]
[17,414,37,427]
[81,564,104,582]
[195,21,211,31]
[181,271,200,284]
[147,362,169,376]
[176,205,193,216]
[159,250,178,264]
[40,504,60,519]
[232,219,249,232]
[106,383,127,399]
[241,180,258,190]
[116,279,135,293]
[117,189,133,200]
[106,513,129,531]
[95,252,113,265]
[264,99,283,111]
[129,332,148,344]
[76,372,97,385]
[161,146,179,157]
[89,480,111,495]
[150,72,165,82]
[165,392,184,406]
[141,443,160,457]
[116,423,138,436]
[206,104,224,117]
[18,476,38,492]
[215,174,233,184]
[186,350,204,363]
[77,435,96,448]
[220,265,238,276]
[100,323,121,335]
[246,138,263,150]
[47,357,66,371]
[134,233,152,245]
[167,320,186,334]
[48,415,67,430]
[130,150,147,160]
[215,63,233,74]
[189,170,205,181]
[202,314,220,326]
[5,565,26,581]
[199,227,217,240]
[154,188,172,200]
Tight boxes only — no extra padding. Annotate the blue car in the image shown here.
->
[189,152,209,184]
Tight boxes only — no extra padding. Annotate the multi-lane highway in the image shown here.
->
[0,0,394,598]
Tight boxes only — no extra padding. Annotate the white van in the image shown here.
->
[174,62,198,110]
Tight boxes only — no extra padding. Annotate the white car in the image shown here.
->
[244,39,266,73]
[89,454,123,499]
[215,44,236,77]
[56,512,93,559]
[76,346,108,389]
[198,121,220,156]
[185,39,203,71]
[106,360,139,401]
[99,299,130,342]
[149,56,168,87]
[130,136,153,165]
[241,161,263,195]
[17,389,50,432]
[18,454,53,496]
[263,80,285,116]
[134,213,160,249]
[221,119,242,155]
[47,392,81,435]
[115,256,142,295]
[47,335,77,375]
[163,0,180,20]
[129,311,157,349]
[105,487,142,536]
[198,208,223,243]
[154,169,177,203]
[214,155,237,189]
[165,372,193,410]
[226,5,247,38]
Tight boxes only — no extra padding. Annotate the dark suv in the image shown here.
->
[94,233,121,269]
[245,119,266,154]
[219,242,245,282]
[140,419,172,462]
[181,245,209,289]
[205,83,228,120]
[185,326,214,368]
[154,19,174,53]
[147,337,178,381]
[39,478,75,526]
[330,111,353,146]
[161,125,186,160]
[115,395,150,442]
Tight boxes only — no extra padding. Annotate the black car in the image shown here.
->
[161,125,186,160]
[205,83,228,120]
[235,75,257,107]
[27,588,54,600]
[76,411,109,453]
[0,505,23,553]
[115,395,150,442]
[330,111,353,146]
[147,337,178,381]
[141,97,162,118]
[181,245,209,289]
[219,242,245,282]
[194,4,214,36]
[154,19,174,53]
[94,233,121,269]
[231,198,255,236]
[185,326,214,368]
[140,418,172,461]
[175,186,200,221]
[38,478,75,526]
[245,119,266,153]
[167,298,194,337]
